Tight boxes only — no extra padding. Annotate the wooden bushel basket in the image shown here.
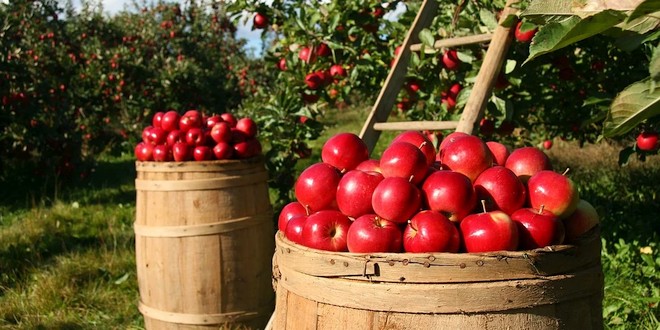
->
[135,157,275,329]
[271,229,603,330]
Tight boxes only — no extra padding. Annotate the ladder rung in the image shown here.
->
[409,33,493,52]
[373,121,459,131]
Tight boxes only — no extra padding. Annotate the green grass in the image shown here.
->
[1,107,659,329]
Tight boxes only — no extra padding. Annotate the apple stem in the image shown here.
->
[419,141,427,150]
[480,200,487,213]
[538,205,545,214]
[408,174,415,183]
[562,168,570,176]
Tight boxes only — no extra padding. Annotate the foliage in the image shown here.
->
[0,0,255,197]
[225,0,658,206]
[521,0,660,142]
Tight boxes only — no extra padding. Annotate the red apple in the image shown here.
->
[298,46,315,63]
[210,121,232,143]
[278,201,308,232]
[448,83,462,98]
[277,58,287,71]
[160,110,180,132]
[284,215,307,245]
[302,210,351,251]
[166,129,184,146]
[205,115,222,129]
[515,21,537,43]
[152,144,173,162]
[152,111,164,128]
[336,170,384,218]
[391,130,436,166]
[479,118,495,136]
[233,138,260,159]
[185,128,206,147]
[213,142,233,160]
[147,127,168,145]
[380,142,428,185]
[347,214,403,253]
[231,128,248,144]
[637,131,659,151]
[505,146,552,182]
[220,113,237,127]
[179,110,203,132]
[135,142,154,161]
[422,170,476,223]
[321,132,369,173]
[329,64,347,78]
[295,163,341,212]
[527,170,580,218]
[371,177,421,223]
[305,72,323,90]
[316,42,331,57]
[511,207,565,250]
[474,166,526,215]
[404,210,460,253]
[192,146,213,161]
[438,131,469,152]
[563,199,600,243]
[172,141,191,161]
[442,49,461,71]
[460,209,519,252]
[355,159,381,173]
[235,117,257,138]
[486,141,510,166]
[543,139,553,150]
[439,135,493,182]
[253,12,269,29]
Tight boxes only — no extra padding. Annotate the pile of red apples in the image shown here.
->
[279,131,600,253]
[134,110,261,162]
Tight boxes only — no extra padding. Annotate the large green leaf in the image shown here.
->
[603,77,660,137]
[651,45,660,80]
[524,10,627,64]
[627,0,660,22]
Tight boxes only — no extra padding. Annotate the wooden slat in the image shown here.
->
[373,120,459,131]
[359,0,439,154]
[455,0,520,134]
[409,33,493,52]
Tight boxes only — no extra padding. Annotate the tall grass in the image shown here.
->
[1,107,659,329]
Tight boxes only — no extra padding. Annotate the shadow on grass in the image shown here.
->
[0,158,136,211]
[0,226,107,292]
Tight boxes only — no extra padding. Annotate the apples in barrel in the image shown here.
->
[134,109,262,161]
[281,130,599,254]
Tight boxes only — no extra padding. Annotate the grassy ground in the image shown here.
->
[1,106,659,329]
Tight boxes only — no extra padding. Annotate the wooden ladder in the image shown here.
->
[359,0,520,153]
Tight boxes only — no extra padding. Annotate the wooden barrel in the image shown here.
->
[272,229,603,330]
[135,157,275,329]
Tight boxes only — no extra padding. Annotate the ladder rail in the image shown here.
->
[359,0,439,154]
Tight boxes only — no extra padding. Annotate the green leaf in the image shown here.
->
[618,11,660,34]
[649,47,660,83]
[525,11,627,64]
[480,8,498,30]
[522,0,574,17]
[505,59,517,74]
[627,0,660,22]
[603,77,660,137]
[418,28,434,48]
